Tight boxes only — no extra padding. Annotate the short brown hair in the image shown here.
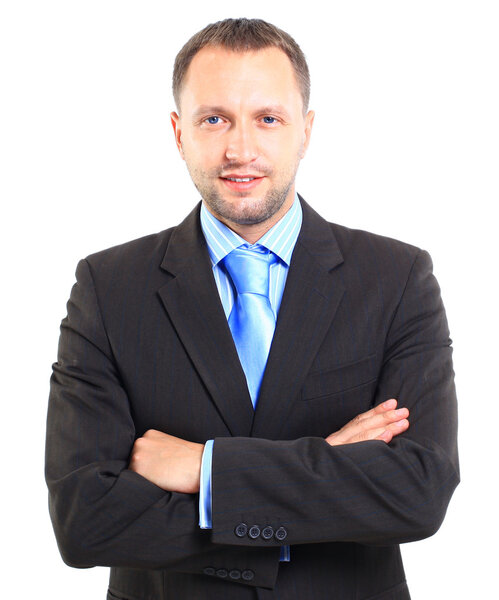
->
[172,18,310,113]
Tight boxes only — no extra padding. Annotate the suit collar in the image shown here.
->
[161,195,343,275]
[160,203,206,276]
[294,193,344,271]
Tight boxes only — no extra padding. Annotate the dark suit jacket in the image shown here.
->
[45,197,459,600]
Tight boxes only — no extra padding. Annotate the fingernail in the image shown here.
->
[384,399,397,409]
[394,408,408,417]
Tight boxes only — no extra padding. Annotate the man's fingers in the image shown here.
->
[386,418,410,434]
[358,398,397,421]
[332,418,409,446]
[341,406,409,438]
[375,398,398,412]
[377,429,394,443]
[375,418,410,443]
[325,399,410,446]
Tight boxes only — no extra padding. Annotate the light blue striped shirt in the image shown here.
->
[198,194,303,563]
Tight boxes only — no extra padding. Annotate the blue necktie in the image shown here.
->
[223,245,277,408]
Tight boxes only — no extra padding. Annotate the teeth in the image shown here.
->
[226,177,255,182]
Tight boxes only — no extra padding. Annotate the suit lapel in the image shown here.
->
[251,198,345,438]
[158,204,254,437]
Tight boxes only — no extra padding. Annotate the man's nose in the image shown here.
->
[225,122,259,163]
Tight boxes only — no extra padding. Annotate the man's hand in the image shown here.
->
[326,399,409,446]
[129,430,204,493]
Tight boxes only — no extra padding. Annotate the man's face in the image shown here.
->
[171,46,314,231]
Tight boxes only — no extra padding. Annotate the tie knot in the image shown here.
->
[223,246,276,296]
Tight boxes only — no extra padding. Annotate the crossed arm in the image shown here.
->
[128,398,410,494]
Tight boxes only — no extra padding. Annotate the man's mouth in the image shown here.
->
[219,175,264,191]
[224,177,256,182]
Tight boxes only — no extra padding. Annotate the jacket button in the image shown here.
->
[216,568,228,578]
[203,567,215,576]
[229,569,241,580]
[261,525,274,540]
[275,526,288,541]
[235,523,248,537]
[248,525,261,539]
[242,569,254,581]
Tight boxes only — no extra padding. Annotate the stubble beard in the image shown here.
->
[196,179,294,226]
[185,156,302,226]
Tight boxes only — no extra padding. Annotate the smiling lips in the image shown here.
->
[220,174,265,191]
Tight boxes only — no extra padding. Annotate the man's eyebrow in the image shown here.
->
[192,105,229,119]
[257,105,292,119]
[191,104,292,120]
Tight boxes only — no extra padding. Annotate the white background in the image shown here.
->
[1,1,497,598]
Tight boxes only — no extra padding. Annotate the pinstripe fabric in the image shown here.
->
[46,196,458,599]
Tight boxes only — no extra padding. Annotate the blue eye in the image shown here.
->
[206,116,220,124]
[263,116,277,124]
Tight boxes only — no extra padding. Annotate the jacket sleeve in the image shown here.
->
[45,258,280,588]
[210,249,459,548]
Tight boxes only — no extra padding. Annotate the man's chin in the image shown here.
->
[204,190,291,227]
[209,201,284,227]
[226,212,275,226]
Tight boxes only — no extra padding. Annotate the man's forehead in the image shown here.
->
[181,46,301,108]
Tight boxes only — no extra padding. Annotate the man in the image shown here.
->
[45,18,459,600]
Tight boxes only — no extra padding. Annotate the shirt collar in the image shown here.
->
[200,193,302,268]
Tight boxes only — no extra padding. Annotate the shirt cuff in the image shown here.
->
[280,545,291,562]
[198,439,214,529]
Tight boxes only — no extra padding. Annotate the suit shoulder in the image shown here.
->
[82,227,175,280]
[329,221,424,269]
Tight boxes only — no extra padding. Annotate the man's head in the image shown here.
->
[171,18,314,241]
[173,18,310,116]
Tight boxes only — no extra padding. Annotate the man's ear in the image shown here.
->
[170,112,184,159]
[300,110,315,158]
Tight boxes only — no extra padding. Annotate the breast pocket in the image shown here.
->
[301,353,379,401]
